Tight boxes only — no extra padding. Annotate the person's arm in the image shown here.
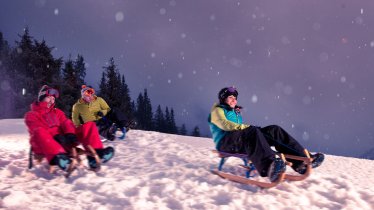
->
[98,97,111,116]
[71,104,81,127]
[55,108,76,133]
[24,111,47,132]
[210,106,250,131]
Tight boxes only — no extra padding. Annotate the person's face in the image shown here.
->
[83,94,94,103]
[225,95,237,108]
[43,95,55,108]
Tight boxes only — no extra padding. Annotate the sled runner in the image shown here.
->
[211,149,313,188]
[28,145,101,178]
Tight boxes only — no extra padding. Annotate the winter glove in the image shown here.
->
[64,133,78,145]
[97,111,104,117]
[54,134,75,152]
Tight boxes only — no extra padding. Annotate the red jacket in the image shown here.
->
[25,101,76,143]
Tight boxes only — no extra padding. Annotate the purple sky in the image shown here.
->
[1,0,373,157]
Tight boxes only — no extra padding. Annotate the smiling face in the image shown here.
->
[225,95,237,108]
[43,95,55,108]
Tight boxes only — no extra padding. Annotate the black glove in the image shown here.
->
[97,111,104,117]
[64,133,78,145]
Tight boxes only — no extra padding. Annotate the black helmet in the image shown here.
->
[218,87,238,103]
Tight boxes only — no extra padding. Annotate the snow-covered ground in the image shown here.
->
[0,119,373,210]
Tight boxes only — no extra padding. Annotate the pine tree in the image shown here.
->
[135,92,145,129]
[100,58,122,107]
[59,55,86,116]
[74,54,86,86]
[154,105,165,132]
[99,72,107,96]
[164,106,170,132]
[120,75,133,118]
[0,32,13,118]
[9,28,62,117]
[135,89,153,130]
[192,126,201,137]
[179,124,187,135]
[169,108,178,134]
[143,89,153,130]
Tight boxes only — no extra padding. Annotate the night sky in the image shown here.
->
[1,0,373,158]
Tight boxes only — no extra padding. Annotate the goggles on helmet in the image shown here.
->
[45,88,59,98]
[83,88,95,96]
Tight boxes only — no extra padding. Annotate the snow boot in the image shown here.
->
[267,158,286,182]
[87,146,115,170]
[51,154,72,171]
[96,146,115,163]
[292,152,325,174]
[311,153,324,168]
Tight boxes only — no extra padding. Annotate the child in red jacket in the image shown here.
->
[25,85,114,171]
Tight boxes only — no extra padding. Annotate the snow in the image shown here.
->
[0,119,373,210]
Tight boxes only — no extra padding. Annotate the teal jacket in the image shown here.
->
[208,103,250,149]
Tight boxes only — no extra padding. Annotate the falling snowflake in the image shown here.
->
[151,52,156,58]
[54,9,59,15]
[251,95,258,103]
[115,12,124,22]
[160,8,166,15]
[178,73,183,79]
[302,131,310,141]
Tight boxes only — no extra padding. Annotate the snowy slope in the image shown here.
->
[0,119,373,210]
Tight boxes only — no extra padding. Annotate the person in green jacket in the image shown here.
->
[72,85,130,141]
[208,87,324,182]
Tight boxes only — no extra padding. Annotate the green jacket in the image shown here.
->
[72,95,111,127]
[208,103,250,149]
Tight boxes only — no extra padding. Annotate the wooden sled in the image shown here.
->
[28,145,101,178]
[211,149,313,188]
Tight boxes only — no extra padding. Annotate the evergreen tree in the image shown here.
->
[143,89,153,130]
[74,54,86,85]
[100,57,122,108]
[9,28,62,117]
[120,75,132,118]
[179,124,187,135]
[169,108,178,134]
[164,106,170,132]
[154,105,165,132]
[99,72,107,96]
[59,55,86,116]
[135,89,153,130]
[135,92,144,129]
[192,126,201,137]
[0,32,13,118]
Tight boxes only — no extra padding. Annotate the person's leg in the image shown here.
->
[31,127,66,162]
[76,122,103,150]
[219,126,276,177]
[260,125,309,171]
[76,122,114,169]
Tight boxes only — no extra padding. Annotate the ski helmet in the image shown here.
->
[218,87,238,103]
[38,85,59,102]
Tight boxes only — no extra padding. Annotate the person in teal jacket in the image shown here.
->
[208,87,324,182]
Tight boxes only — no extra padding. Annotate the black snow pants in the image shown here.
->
[218,125,306,176]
